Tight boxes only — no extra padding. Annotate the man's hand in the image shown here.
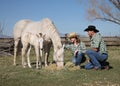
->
[92,48,98,52]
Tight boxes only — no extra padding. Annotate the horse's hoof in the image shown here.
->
[36,67,40,69]
[45,65,48,67]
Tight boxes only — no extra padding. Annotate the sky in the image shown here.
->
[0,0,120,36]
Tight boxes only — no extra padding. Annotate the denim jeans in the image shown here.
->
[72,52,84,66]
[85,50,108,69]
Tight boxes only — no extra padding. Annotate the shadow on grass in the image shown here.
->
[80,61,113,71]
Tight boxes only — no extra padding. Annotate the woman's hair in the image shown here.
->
[75,35,80,43]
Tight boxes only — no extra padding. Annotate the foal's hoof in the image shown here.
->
[22,65,26,68]
[36,66,42,69]
[13,63,16,66]
[28,66,32,68]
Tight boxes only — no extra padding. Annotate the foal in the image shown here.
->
[21,32,44,69]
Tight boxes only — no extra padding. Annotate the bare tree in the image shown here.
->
[0,21,5,35]
[82,0,120,25]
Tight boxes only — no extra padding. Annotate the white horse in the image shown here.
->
[13,19,33,65]
[21,32,44,68]
[13,18,64,68]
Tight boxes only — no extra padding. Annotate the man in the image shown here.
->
[84,25,109,70]
[64,32,86,66]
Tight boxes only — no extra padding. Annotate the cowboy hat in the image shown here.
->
[84,25,99,32]
[68,32,77,39]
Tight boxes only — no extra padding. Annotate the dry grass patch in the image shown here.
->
[43,61,80,71]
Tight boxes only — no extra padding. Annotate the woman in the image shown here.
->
[65,32,86,66]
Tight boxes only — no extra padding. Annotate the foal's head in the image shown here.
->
[37,33,44,50]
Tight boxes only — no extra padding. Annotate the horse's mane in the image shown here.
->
[41,18,62,48]
[41,18,59,34]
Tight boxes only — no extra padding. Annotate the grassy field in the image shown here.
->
[0,46,120,86]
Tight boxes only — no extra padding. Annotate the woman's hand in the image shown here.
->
[74,50,78,56]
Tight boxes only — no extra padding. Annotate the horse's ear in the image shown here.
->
[39,33,43,37]
[43,34,46,38]
[36,34,39,37]
[36,33,43,38]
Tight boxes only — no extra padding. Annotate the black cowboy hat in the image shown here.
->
[84,25,99,32]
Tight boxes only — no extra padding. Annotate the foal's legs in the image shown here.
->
[39,49,43,66]
[35,46,41,69]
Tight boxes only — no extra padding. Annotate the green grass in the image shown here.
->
[0,46,120,86]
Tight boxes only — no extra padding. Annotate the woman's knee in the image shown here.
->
[72,57,76,64]
[72,57,81,65]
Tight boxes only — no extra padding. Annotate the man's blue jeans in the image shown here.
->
[72,52,84,66]
[85,50,108,69]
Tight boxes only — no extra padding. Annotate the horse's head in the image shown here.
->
[54,44,65,68]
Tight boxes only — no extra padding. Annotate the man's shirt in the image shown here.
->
[90,33,107,54]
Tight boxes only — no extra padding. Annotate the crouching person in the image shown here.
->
[64,32,86,66]
[84,25,109,70]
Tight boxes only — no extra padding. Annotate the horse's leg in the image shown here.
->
[13,39,20,65]
[44,42,51,67]
[39,49,43,66]
[27,45,32,68]
[45,49,50,67]
[44,44,48,67]
[21,42,28,68]
[45,52,48,67]
[35,46,41,69]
